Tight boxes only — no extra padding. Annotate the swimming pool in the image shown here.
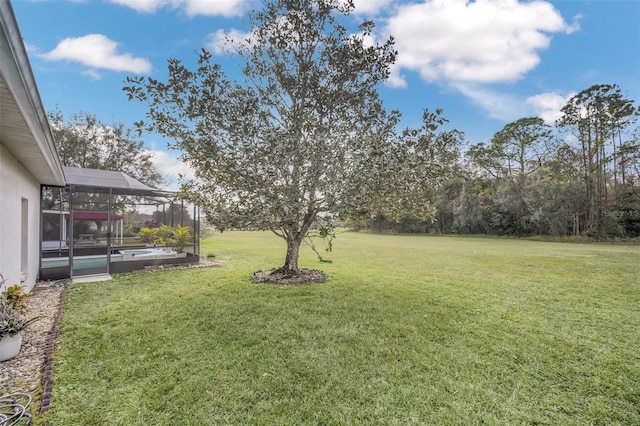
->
[120,248,177,260]
[41,248,178,270]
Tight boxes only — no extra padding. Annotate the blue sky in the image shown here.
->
[11,0,640,187]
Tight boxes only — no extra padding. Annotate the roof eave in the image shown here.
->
[0,1,65,186]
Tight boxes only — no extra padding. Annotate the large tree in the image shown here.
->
[125,0,438,278]
[467,117,555,180]
[48,109,164,187]
[557,84,639,234]
[491,117,555,180]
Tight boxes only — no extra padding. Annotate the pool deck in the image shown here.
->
[71,274,112,283]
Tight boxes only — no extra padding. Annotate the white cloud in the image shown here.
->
[454,83,576,124]
[205,28,253,55]
[183,0,245,17]
[385,0,577,85]
[107,0,162,13]
[107,0,246,17]
[453,82,527,121]
[148,150,194,191]
[386,63,407,88]
[81,68,103,80]
[23,41,39,53]
[352,0,394,16]
[527,91,575,124]
[40,34,152,74]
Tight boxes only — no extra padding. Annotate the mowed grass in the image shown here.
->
[49,232,640,425]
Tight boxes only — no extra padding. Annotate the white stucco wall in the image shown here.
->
[0,144,41,292]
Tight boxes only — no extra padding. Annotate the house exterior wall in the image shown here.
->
[0,144,41,291]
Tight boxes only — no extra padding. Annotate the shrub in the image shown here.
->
[173,226,192,253]
[138,227,159,244]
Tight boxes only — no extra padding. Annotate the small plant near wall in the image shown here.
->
[3,284,31,315]
[0,298,40,338]
[0,275,40,361]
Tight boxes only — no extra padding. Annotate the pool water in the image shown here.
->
[41,248,178,270]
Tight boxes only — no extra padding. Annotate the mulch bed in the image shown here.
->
[251,268,327,285]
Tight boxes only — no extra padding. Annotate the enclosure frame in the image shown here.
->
[39,167,200,280]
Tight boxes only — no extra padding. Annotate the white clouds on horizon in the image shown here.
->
[40,34,152,76]
[107,0,246,17]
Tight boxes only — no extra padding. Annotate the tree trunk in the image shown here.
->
[281,236,302,275]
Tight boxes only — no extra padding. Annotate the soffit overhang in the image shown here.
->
[0,1,65,186]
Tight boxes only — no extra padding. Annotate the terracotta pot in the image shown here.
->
[0,334,22,361]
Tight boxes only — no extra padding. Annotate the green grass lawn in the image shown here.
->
[48,232,639,425]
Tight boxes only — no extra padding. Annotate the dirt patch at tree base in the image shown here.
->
[251,268,326,285]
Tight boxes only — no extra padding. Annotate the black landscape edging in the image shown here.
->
[39,281,68,414]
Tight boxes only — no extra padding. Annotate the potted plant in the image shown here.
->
[0,282,40,362]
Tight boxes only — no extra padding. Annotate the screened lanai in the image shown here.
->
[40,166,200,280]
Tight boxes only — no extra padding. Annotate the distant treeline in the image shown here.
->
[353,84,640,238]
